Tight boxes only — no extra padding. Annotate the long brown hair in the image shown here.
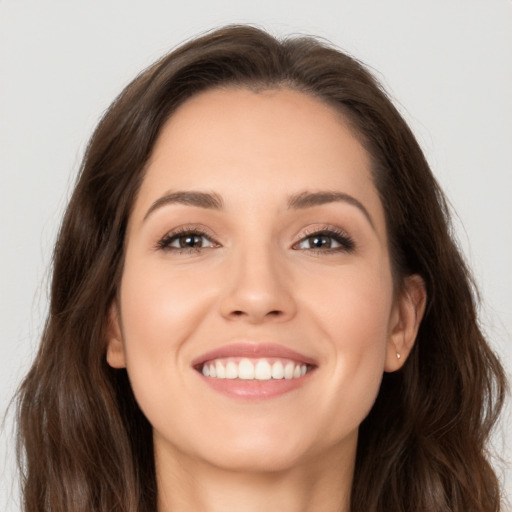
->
[16,25,507,512]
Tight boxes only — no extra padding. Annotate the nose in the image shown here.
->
[219,243,297,324]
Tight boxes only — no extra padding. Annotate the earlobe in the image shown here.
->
[385,274,427,372]
[105,304,126,369]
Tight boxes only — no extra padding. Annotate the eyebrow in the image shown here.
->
[288,191,375,229]
[143,189,374,229]
[143,191,224,221]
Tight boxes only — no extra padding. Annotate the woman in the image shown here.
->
[16,25,507,512]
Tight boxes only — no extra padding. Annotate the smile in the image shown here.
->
[200,357,309,380]
[193,342,316,399]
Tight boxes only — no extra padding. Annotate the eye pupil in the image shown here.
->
[179,234,202,248]
[309,235,331,249]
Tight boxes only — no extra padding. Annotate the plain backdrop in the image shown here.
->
[1,1,511,510]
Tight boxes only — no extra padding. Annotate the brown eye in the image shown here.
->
[295,230,355,253]
[177,234,204,248]
[303,234,333,249]
[157,230,217,252]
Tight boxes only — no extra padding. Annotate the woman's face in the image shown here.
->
[107,87,419,474]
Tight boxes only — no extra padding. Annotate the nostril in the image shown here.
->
[229,309,282,318]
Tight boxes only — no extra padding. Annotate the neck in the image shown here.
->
[155,441,356,512]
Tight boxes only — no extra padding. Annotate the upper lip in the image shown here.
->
[191,342,318,368]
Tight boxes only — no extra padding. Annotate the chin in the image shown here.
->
[190,422,353,475]
[204,443,310,474]
[154,422,316,475]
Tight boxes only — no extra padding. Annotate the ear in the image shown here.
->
[105,303,126,369]
[385,274,427,372]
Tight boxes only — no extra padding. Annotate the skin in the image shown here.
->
[106,87,426,512]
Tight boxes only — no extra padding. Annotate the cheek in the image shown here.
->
[119,252,222,350]
[330,270,392,372]
[117,258,217,414]
[301,266,393,427]
[306,262,394,348]
[121,270,205,347]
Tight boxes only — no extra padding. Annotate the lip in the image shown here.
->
[191,342,317,368]
[192,342,317,401]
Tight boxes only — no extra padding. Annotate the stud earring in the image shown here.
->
[396,352,401,360]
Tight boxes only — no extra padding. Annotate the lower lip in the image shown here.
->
[198,373,311,400]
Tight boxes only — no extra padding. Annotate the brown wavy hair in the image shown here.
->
[15,25,507,512]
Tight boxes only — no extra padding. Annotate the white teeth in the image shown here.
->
[271,361,284,379]
[202,358,309,381]
[225,361,238,379]
[215,360,226,379]
[238,358,255,380]
[284,362,295,379]
[255,360,272,380]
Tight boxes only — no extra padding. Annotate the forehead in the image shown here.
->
[134,87,386,235]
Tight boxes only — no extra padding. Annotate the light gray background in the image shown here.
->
[1,1,511,510]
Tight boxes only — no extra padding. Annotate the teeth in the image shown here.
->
[215,360,226,379]
[200,358,309,381]
[284,362,295,379]
[255,360,272,380]
[225,361,238,379]
[239,358,254,380]
[271,361,284,379]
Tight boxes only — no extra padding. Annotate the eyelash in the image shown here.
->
[156,226,218,254]
[156,226,356,255]
[293,227,356,254]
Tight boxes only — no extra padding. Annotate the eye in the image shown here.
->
[294,229,355,253]
[157,229,217,253]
